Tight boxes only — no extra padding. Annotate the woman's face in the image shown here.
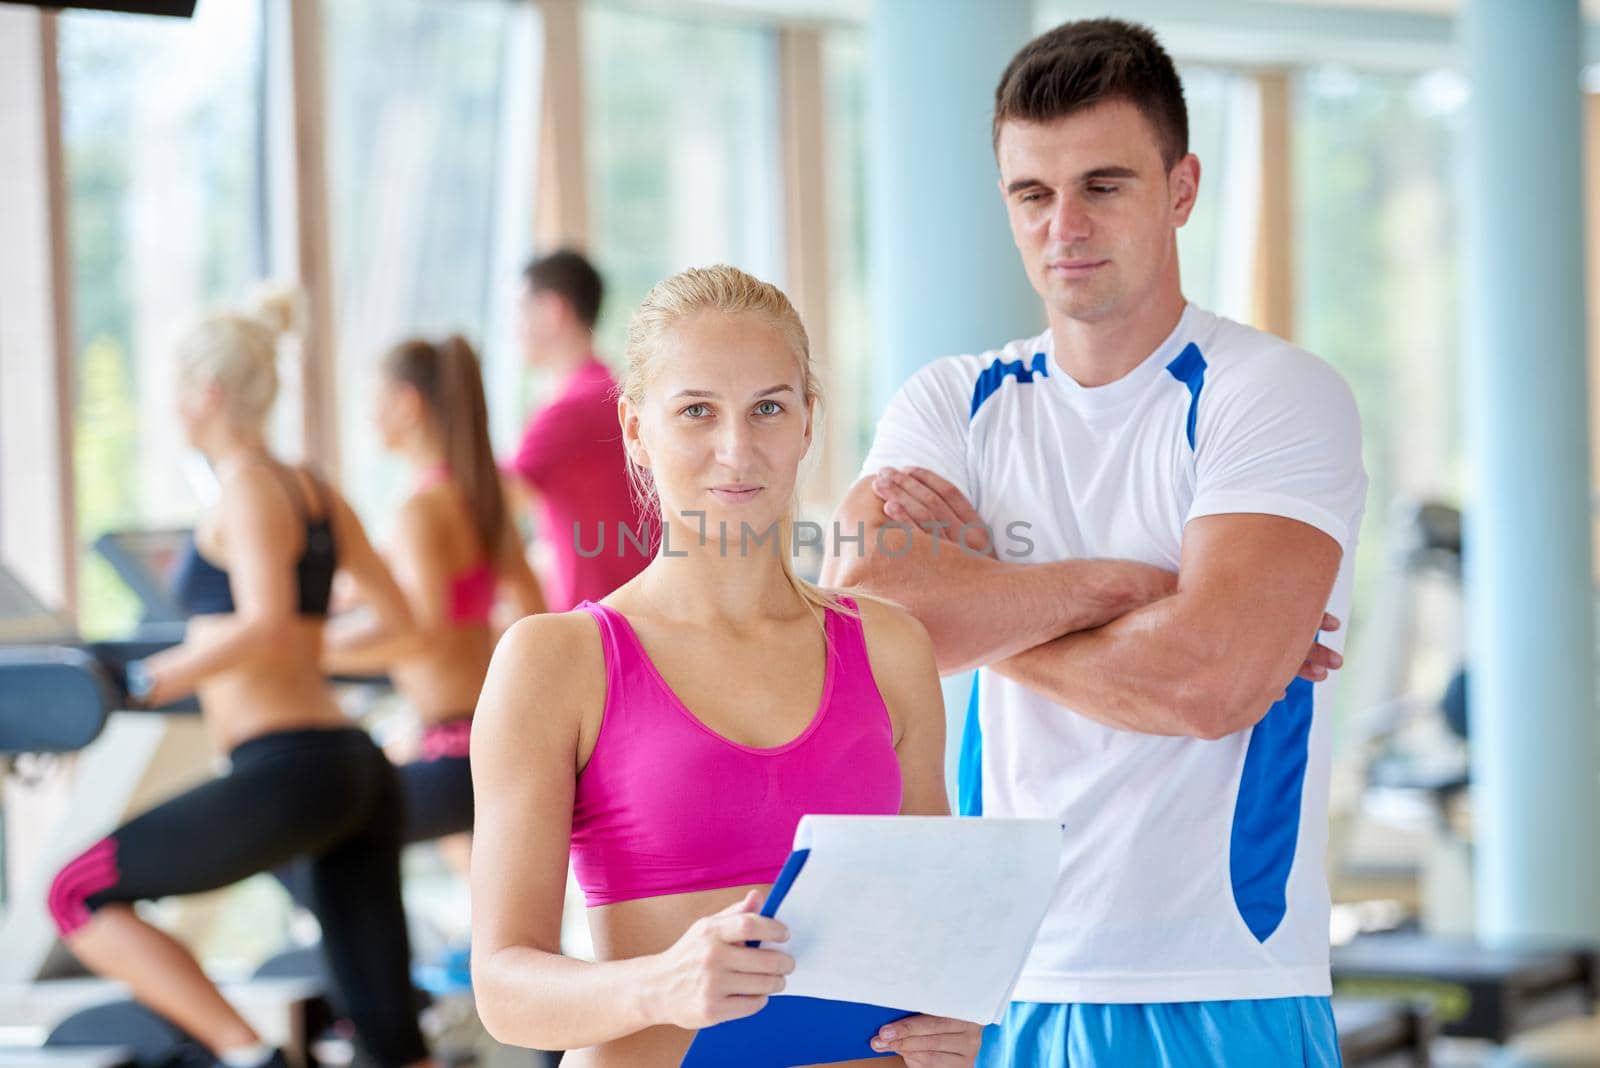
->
[372,375,422,454]
[623,311,813,543]
[176,375,220,448]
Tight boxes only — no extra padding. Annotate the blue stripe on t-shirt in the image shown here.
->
[957,674,983,817]
[1229,677,1315,943]
[1164,342,1207,450]
[970,352,1049,421]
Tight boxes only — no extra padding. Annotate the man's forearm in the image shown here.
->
[992,595,1295,739]
[827,523,1167,674]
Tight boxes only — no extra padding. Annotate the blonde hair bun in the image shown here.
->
[245,282,306,339]
[173,283,303,430]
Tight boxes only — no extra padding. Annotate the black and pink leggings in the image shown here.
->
[404,715,473,842]
[48,727,428,1068]
[275,715,474,910]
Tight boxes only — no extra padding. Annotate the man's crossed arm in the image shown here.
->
[821,467,1343,740]
[819,471,1181,674]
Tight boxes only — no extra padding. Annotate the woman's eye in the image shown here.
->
[755,400,783,416]
[682,403,710,418]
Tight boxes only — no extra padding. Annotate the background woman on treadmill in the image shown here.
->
[48,290,436,1068]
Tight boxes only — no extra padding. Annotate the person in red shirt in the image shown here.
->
[505,250,649,611]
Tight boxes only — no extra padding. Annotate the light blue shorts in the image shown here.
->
[975,997,1342,1067]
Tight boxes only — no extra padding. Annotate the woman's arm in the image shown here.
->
[470,612,650,1048]
[136,467,300,704]
[321,492,419,674]
[856,595,950,819]
[470,613,793,1051]
[855,596,983,1067]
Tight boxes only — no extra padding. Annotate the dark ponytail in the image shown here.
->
[383,336,508,564]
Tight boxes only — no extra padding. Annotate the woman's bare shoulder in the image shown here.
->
[840,590,935,667]
[474,609,608,748]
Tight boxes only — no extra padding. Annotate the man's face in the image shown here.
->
[996,98,1198,326]
[515,283,567,366]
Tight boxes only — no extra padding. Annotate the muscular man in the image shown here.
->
[824,19,1366,1066]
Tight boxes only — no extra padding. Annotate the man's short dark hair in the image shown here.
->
[522,249,604,330]
[992,18,1188,168]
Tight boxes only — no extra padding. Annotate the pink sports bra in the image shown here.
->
[444,563,495,626]
[416,465,496,626]
[570,597,903,907]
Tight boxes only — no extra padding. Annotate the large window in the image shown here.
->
[1178,65,1259,322]
[59,0,268,636]
[822,27,873,483]
[584,3,784,357]
[1295,65,1465,710]
[324,0,541,525]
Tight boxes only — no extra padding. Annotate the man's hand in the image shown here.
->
[1298,613,1344,683]
[871,467,994,557]
[870,466,1176,631]
[870,1014,983,1065]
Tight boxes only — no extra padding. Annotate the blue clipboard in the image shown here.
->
[680,848,915,1067]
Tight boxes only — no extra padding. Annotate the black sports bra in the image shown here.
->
[170,464,337,617]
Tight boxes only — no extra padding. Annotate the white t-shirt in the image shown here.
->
[860,304,1367,1004]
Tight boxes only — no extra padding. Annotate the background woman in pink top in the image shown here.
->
[470,266,982,1067]
[328,335,546,873]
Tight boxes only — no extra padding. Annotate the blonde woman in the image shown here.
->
[470,266,983,1066]
[48,293,436,1068]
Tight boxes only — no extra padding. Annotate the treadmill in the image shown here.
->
[89,530,190,627]
[0,556,323,1066]
[0,567,137,756]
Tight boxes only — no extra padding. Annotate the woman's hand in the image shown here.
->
[871,1015,985,1065]
[643,890,795,1030]
[128,653,188,709]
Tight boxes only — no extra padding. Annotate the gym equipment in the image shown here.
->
[90,531,189,626]
[0,980,323,1068]
[0,555,319,1065]
[1333,933,1598,1044]
[1,535,481,1068]
[1341,500,1471,863]
[1333,997,1432,1067]
[43,1001,205,1068]
[1328,502,1600,1053]
[0,1050,133,1068]
[0,539,197,761]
